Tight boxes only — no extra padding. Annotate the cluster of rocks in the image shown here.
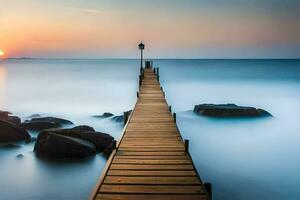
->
[0,111,115,160]
[21,117,74,132]
[92,110,132,123]
[0,111,21,125]
[194,104,272,118]
[34,126,115,159]
[0,111,30,143]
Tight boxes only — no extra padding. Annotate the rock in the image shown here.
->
[7,116,21,126]
[0,120,31,142]
[92,112,114,118]
[194,104,272,118]
[112,115,123,123]
[27,114,41,119]
[93,110,132,124]
[34,132,97,159]
[0,143,21,149]
[0,111,21,126]
[34,126,115,159]
[102,140,116,158]
[112,110,132,123]
[21,121,60,132]
[0,111,11,116]
[26,117,74,126]
[71,125,95,132]
[23,117,74,131]
[16,154,24,159]
[39,126,114,153]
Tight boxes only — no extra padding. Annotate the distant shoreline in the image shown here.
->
[1,57,300,61]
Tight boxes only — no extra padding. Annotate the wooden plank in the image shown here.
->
[114,155,189,160]
[96,194,207,200]
[110,164,194,170]
[112,159,192,165]
[116,151,187,156]
[103,176,200,185]
[118,147,185,152]
[99,185,204,194]
[107,170,196,177]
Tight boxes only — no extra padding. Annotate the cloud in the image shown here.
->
[66,7,104,15]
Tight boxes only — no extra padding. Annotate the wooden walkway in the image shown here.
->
[90,67,210,200]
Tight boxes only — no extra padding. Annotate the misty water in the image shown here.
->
[0,59,299,200]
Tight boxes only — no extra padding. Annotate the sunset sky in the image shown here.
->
[0,0,299,58]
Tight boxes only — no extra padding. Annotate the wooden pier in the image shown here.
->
[90,66,210,200]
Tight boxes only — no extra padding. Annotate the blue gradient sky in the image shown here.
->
[0,0,299,58]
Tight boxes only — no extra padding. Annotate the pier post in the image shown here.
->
[137,91,139,98]
[112,140,117,149]
[173,112,176,123]
[139,75,142,87]
[140,67,143,75]
[163,91,165,97]
[123,111,129,125]
[169,106,172,112]
[204,182,212,200]
[184,139,189,152]
[160,86,163,91]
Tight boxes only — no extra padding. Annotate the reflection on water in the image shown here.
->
[0,59,299,200]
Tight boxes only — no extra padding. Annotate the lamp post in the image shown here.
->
[138,42,145,73]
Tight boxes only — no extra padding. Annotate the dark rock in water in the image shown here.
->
[112,115,123,123]
[34,125,115,159]
[0,110,11,116]
[40,126,114,152]
[194,104,272,118]
[0,143,21,149]
[102,140,117,158]
[23,117,74,131]
[0,120,31,142]
[70,125,95,132]
[112,110,132,123]
[26,117,74,126]
[34,132,97,159]
[16,154,24,159]
[93,110,132,125]
[7,116,21,126]
[0,111,21,126]
[21,121,60,132]
[92,112,114,118]
[27,114,41,119]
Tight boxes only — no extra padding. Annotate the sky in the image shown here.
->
[0,0,299,58]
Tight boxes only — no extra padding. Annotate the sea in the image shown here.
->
[0,59,299,200]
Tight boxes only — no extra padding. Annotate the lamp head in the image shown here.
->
[138,42,145,50]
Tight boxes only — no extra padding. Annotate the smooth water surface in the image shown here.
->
[0,59,299,200]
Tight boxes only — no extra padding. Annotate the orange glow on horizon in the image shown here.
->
[0,50,5,57]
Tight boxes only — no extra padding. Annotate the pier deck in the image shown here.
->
[90,67,209,200]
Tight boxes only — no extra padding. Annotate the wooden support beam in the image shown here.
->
[184,139,189,153]
[204,182,212,200]
[173,112,176,123]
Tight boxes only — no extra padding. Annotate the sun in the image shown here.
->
[0,50,4,56]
